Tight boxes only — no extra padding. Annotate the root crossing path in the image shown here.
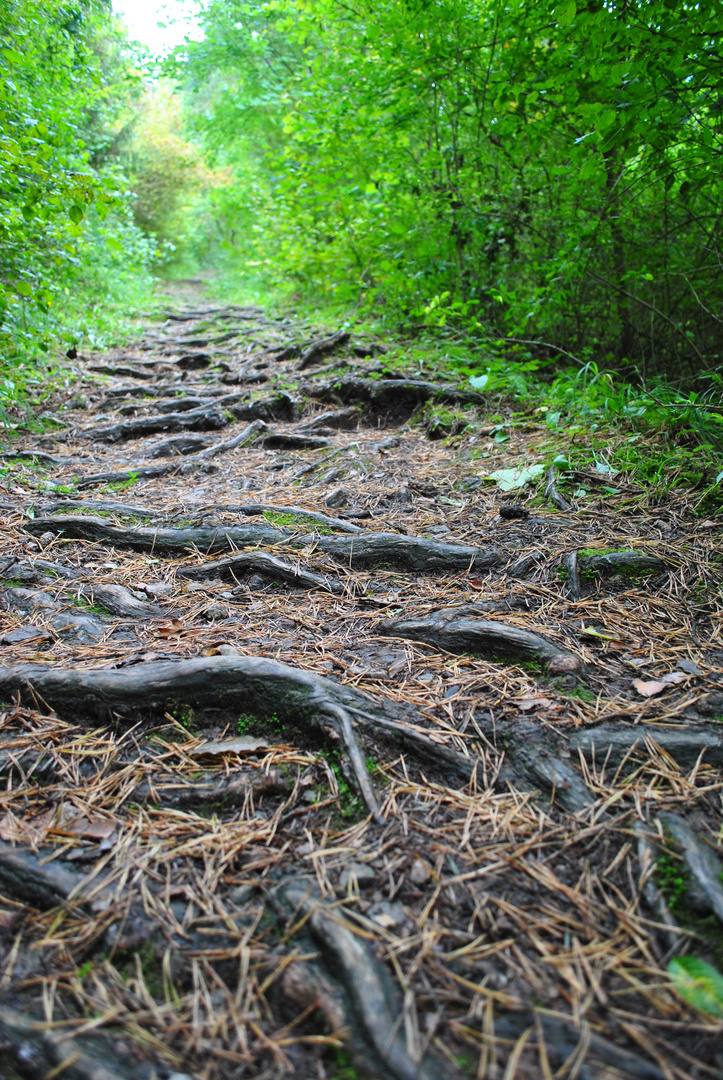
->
[0,300,720,1079]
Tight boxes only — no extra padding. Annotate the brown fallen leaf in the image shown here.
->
[633,679,667,697]
[518,696,556,712]
[633,671,688,697]
[660,671,687,686]
[60,816,118,841]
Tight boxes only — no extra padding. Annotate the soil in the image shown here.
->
[0,288,721,1079]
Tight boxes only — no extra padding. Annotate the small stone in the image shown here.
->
[547,654,583,676]
[203,602,227,621]
[228,884,254,905]
[324,486,348,508]
[410,857,432,886]
[677,658,701,675]
[141,582,173,598]
[215,644,241,656]
[336,861,376,894]
[368,900,407,929]
[1,625,52,645]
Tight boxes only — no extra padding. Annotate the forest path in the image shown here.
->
[0,300,721,1079]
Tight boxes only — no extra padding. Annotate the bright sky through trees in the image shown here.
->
[112,0,201,54]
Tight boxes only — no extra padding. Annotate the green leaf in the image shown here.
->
[555,0,576,26]
[469,375,489,391]
[668,957,723,1017]
[486,463,545,492]
[15,281,32,298]
[68,205,84,225]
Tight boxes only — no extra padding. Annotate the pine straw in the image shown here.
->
[0,304,720,1077]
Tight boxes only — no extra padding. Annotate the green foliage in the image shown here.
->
[0,0,157,409]
[237,713,284,735]
[656,848,690,911]
[176,0,723,375]
[668,956,723,1018]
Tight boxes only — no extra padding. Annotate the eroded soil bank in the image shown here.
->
[0,297,721,1079]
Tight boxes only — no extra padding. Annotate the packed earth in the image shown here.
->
[0,293,721,1080]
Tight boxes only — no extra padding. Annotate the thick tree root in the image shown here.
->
[492,1011,666,1080]
[563,550,582,600]
[26,515,505,570]
[633,821,684,954]
[308,377,484,415]
[0,1005,157,1080]
[262,430,333,450]
[37,498,362,534]
[27,514,293,554]
[272,878,447,1080]
[0,840,103,910]
[75,583,164,619]
[570,724,723,768]
[128,767,289,809]
[510,743,595,811]
[297,406,359,431]
[579,550,667,577]
[0,656,431,819]
[85,404,230,443]
[297,329,351,370]
[545,466,573,512]
[72,462,193,488]
[379,608,584,672]
[177,549,345,593]
[661,812,723,924]
[227,502,363,533]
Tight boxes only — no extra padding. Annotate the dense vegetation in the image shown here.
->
[2,0,722,463]
[179,0,723,379]
[0,0,156,411]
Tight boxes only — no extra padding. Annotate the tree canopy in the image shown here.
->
[178,0,723,376]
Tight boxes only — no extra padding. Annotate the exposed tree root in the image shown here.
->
[0,656,429,819]
[0,1005,156,1080]
[570,724,723,768]
[85,405,230,443]
[312,533,503,571]
[262,431,333,450]
[271,878,447,1080]
[297,329,351,370]
[27,515,505,570]
[227,391,301,423]
[379,608,584,671]
[75,583,163,619]
[0,840,102,910]
[297,406,359,431]
[545,466,573,512]
[227,502,363,534]
[177,549,345,594]
[492,1012,666,1080]
[308,377,484,417]
[661,812,723,924]
[633,821,682,954]
[579,550,668,577]
[563,550,581,600]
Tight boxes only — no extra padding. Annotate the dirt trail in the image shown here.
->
[0,298,721,1079]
